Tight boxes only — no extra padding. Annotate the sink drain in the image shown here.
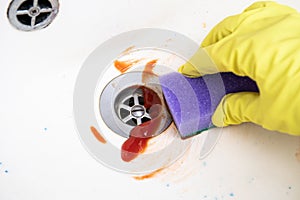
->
[115,86,159,127]
[99,72,172,138]
[7,0,59,31]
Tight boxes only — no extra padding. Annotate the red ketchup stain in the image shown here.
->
[114,59,141,73]
[121,82,162,162]
[133,167,165,180]
[90,126,107,144]
[142,59,158,83]
[121,86,162,162]
[121,46,135,55]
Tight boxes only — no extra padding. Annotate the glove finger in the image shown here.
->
[212,92,261,127]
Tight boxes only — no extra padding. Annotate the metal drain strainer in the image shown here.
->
[7,0,59,31]
[116,87,152,126]
[100,71,172,138]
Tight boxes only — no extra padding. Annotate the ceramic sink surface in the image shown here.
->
[0,0,300,200]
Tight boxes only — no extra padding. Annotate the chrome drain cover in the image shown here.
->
[99,71,172,138]
[116,87,151,126]
[7,0,59,31]
[130,105,146,119]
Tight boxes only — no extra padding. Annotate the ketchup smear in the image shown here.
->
[121,60,162,162]
[114,59,141,73]
[121,86,162,162]
[142,59,157,83]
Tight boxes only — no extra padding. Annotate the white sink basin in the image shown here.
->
[0,0,300,200]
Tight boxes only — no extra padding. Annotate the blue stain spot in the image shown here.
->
[0,162,2,165]
[166,184,170,187]
[4,170,8,173]
[203,162,207,167]
[229,193,234,197]
[44,128,48,131]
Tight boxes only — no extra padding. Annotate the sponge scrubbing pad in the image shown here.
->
[159,72,258,139]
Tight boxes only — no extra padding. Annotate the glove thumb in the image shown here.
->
[212,92,261,127]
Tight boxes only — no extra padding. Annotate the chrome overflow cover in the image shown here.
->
[7,0,59,31]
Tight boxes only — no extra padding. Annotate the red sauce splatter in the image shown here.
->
[90,126,107,144]
[141,85,161,109]
[133,167,165,180]
[120,59,161,162]
[142,59,158,83]
[122,46,135,55]
[121,86,163,162]
[114,59,140,73]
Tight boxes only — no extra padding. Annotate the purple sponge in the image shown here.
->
[159,72,258,138]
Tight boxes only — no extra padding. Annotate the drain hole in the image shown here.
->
[120,108,130,119]
[124,97,134,107]
[141,117,150,123]
[126,119,136,126]
[127,118,137,126]
[18,0,33,10]
[17,14,31,26]
[138,96,144,105]
[36,12,51,24]
[38,0,52,8]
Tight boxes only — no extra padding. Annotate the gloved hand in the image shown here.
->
[179,1,300,136]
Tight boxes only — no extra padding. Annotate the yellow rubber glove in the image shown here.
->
[179,1,300,136]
